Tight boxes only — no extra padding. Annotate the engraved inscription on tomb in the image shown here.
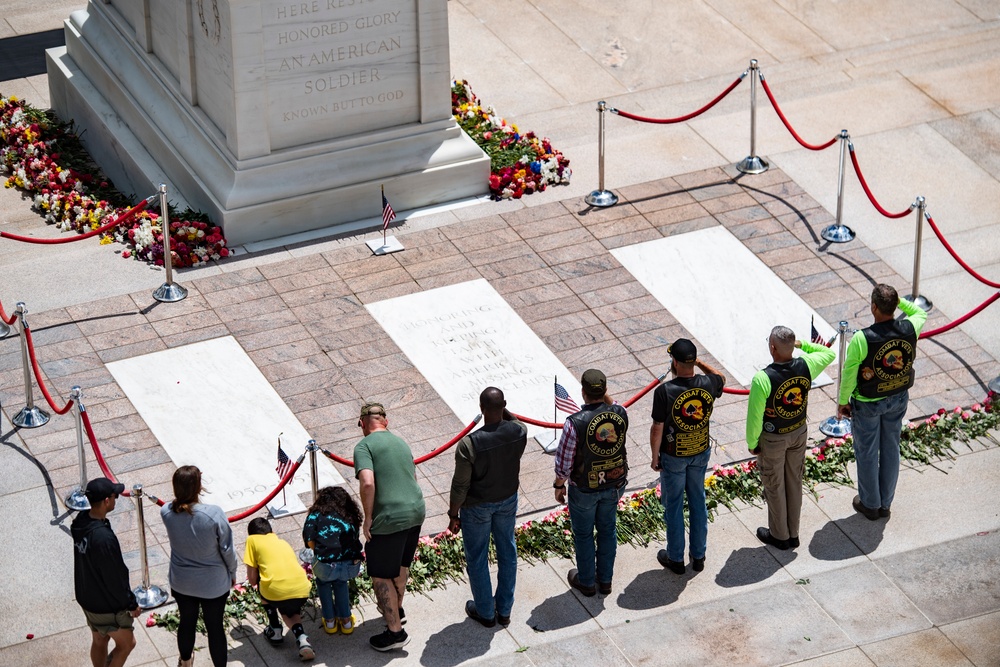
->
[263,0,420,148]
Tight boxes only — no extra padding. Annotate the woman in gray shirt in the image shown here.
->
[161,465,237,667]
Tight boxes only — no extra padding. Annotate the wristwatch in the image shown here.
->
[553,481,566,489]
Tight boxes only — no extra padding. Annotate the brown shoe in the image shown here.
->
[852,495,880,521]
[567,569,596,597]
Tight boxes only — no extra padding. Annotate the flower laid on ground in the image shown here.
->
[0,94,228,267]
[451,80,571,200]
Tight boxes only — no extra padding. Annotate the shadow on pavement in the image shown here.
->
[715,546,789,588]
[812,514,886,557]
[617,568,687,610]
[420,619,496,666]
[0,30,65,81]
[526,589,594,632]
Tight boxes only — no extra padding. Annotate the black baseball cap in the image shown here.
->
[85,477,125,503]
[668,338,697,363]
[581,369,607,394]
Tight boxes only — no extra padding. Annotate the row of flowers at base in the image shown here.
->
[0,95,228,267]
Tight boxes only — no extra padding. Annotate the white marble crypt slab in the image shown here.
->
[366,279,581,436]
[107,336,343,514]
[611,226,837,387]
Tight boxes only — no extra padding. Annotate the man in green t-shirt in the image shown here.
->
[746,326,835,550]
[353,402,425,652]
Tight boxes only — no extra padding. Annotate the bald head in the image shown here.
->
[479,386,507,423]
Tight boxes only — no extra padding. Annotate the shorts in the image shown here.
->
[365,525,421,579]
[260,596,308,618]
[83,609,134,636]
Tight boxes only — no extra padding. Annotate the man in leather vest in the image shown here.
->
[650,339,725,574]
[747,326,835,550]
[553,369,629,597]
[448,387,527,627]
[838,284,926,520]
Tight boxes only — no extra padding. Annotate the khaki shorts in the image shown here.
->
[83,609,135,636]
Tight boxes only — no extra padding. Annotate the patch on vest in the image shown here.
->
[865,338,914,393]
[671,387,713,456]
[772,376,810,421]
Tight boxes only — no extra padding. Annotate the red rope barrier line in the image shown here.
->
[759,75,838,151]
[925,215,1000,289]
[611,73,746,124]
[227,458,305,522]
[723,387,750,395]
[414,416,482,464]
[848,145,913,219]
[80,410,165,506]
[0,300,16,326]
[23,325,73,415]
[920,292,1000,339]
[0,198,149,245]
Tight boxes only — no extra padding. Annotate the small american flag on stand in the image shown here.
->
[555,381,580,414]
[382,192,396,231]
[276,441,293,479]
[810,316,833,347]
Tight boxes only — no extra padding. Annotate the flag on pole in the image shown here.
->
[276,443,293,479]
[810,317,833,347]
[382,192,396,231]
[555,381,580,414]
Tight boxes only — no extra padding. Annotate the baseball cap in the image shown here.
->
[359,402,386,418]
[85,477,125,503]
[668,338,697,363]
[581,369,607,395]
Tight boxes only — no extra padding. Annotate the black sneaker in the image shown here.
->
[691,557,705,572]
[263,625,284,646]
[497,613,511,627]
[656,549,686,574]
[878,507,891,519]
[788,536,800,549]
[369,628,409,652]
[465,600,496,628]
[852,495,880,521]
[566,568,596,597]
[756,527,790,550]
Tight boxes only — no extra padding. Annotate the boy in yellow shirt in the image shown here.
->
[244,518,315,661]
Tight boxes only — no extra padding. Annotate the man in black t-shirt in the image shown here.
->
[650,339,725,575]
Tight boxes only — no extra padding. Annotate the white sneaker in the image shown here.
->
[263,625,283,645]
[297,634,315,661]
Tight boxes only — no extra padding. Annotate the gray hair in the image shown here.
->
[770,326,795,348]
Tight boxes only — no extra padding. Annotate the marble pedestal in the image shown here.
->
[46,0,488,246]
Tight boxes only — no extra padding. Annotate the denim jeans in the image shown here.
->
[461,492,518,619]
[313,560,361,620]
[660,448,711,562]
[851,391,908,510]
[567,484,625,587]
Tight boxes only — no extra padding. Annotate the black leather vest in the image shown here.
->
[857,319,917,398]
[659,377,717,457]
[566,403,629,491]
[466,420,526,504]
[762,358,811,435]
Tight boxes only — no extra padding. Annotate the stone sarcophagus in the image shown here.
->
[47,0,488,246]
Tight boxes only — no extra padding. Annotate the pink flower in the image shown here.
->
[954,407,962,414]
[816,454,826,461]
[146,616,156,627]
[962,411,972,420]
[971,403,982,412]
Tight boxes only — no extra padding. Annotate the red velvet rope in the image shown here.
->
[926,215,1000,289]
[80,410,165,505]
[848,146,912,219]
[23,324,74,415]
[0,199,149,244]
[227,457,305,522]
[759,76,838,151]
[0,301,16,326]
[611,74,745,124]
[414,416,482,464]
[622,374,667,408]
[723,387,751,395]
[322,449,353,467]
[920,292,1000,339]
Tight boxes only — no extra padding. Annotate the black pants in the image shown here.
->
[173,589,229,667]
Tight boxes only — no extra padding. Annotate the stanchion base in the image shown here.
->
[298,547,314,565]
[12,406,50,428]
[65,487,91,512]
[819,416,852,438]
[133,585,169,609]
[0,321,10,339]
[988,375,1000,394]
[152,282,188,303]
[585,189,619,208]
[535,433,559,455]
[904,294,933,313]
[736,155,770,175]
[821,224,856,244]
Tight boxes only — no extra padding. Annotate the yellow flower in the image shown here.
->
[704,475,717,488]
[99,236,113,245]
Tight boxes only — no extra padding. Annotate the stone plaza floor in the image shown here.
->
[2,1,1000,666]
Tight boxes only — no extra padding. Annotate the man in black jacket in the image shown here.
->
[71,478,141,667]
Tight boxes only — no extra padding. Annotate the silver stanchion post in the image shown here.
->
[12,303,50,428]
[65,386,90,511]
[585,101,619,208]
[904,196,933,312]
[307,439,319,502]
[0,316,10,339]
[152,183,189,303]
[736,59,769,175]
[821,130,857,244]
[131,484,168,608]
[989,376,1000,394]
[820,320,853,437]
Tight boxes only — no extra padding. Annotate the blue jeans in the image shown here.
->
[313,560,361,620]
[461,493,518,619]
[660,448,711,562]
[851,391,908,510]
[567,484,625,587]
